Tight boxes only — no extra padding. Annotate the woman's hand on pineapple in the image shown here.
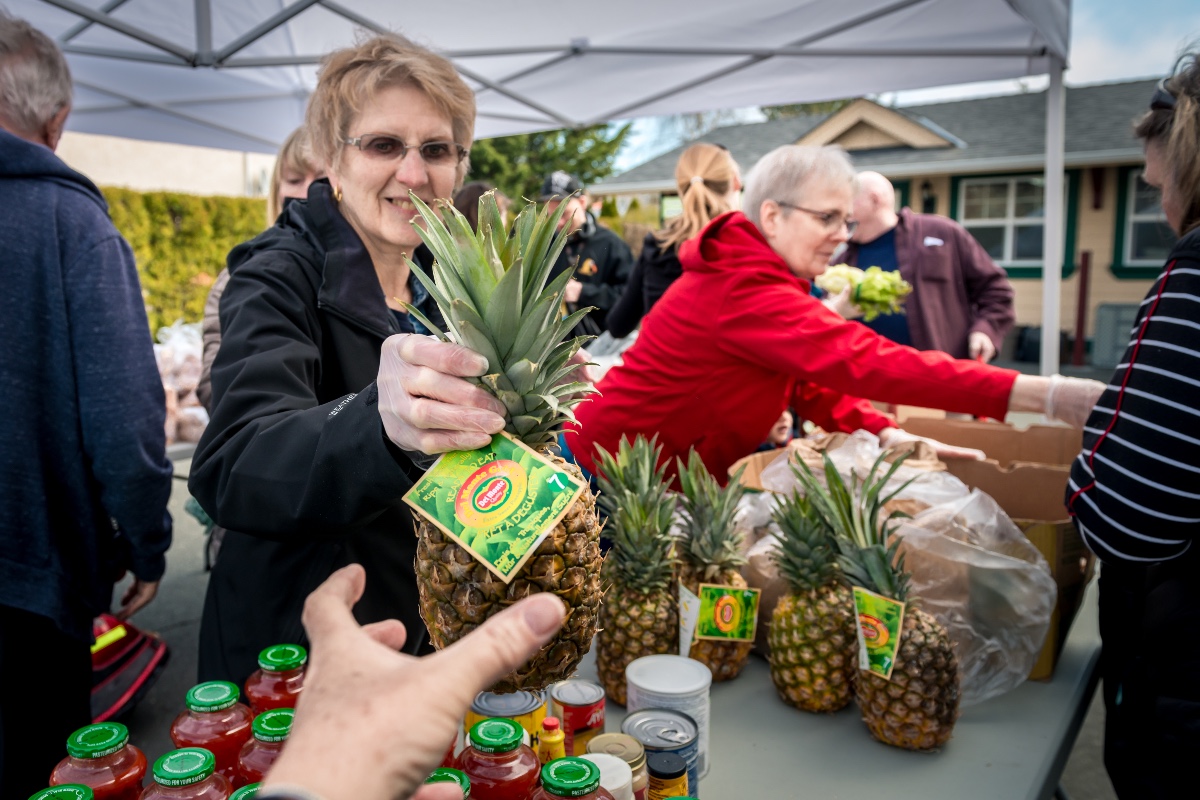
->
[377,333,507,454]
[261,564,566,800]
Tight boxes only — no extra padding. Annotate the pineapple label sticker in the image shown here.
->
[852,586,906,680]
[403,432,585,582]
[678,583,760,652]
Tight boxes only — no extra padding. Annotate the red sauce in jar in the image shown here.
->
[456,718,540,800]
[529,757,616,800]
[243,644,305,715]
[170,681,253,780]
[49,722,147,800]
[139,748,231,800]
[233,708,293,789]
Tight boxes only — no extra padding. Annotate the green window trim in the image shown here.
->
[893,179,911,211]
[948,169,1080,279]
[1111,164,1173,279]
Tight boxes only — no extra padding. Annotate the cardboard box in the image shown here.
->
[728,450,788,492]
[901,418,1092,680]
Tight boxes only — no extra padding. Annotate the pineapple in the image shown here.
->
[405,191,603,692]
[767,488,857,713]
[794,452,960,750]
[592,435,679,705]
[675,450,752,682]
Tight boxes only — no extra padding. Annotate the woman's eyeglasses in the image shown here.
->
[344,134,468,166]
[775,201,858,236]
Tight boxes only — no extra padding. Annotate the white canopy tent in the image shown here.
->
[10,0,1071,373]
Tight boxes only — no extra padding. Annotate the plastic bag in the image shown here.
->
[154,320,205,444]
[897,490,1058,706]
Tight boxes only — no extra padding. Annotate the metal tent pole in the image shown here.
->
[1041,56,1066,376]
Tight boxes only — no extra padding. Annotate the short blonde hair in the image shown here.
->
[267,126,319,223]
[655,143,739,251]
[743,145,856,227]
[305,34,475,183]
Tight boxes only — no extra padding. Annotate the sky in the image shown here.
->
[612,0,1200,170]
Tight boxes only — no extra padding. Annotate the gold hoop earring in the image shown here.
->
[333,185,343,202]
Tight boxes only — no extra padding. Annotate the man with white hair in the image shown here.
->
[0,12,172,795]
[838,171,1015,361]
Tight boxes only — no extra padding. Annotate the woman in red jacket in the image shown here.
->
[565,144,1104,481]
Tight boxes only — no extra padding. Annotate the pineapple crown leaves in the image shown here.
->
[769,491,843,593]
[788,451,916,603]
[675,449,748,577]
[402,190,598,447]
[593,435,678,590]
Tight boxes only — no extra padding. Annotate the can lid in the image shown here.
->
[625,655,711,694]
[646,751,687,780]
[257,644,307,672]
[152,748,215,786]
[28,786,94,800]
[230,784,260,800]
[252,708,295,742]
[469,718,523,753]
[186,681,241,712]
[586,733,645,771]
[550,679,606,706]
[470,689,544,717]
[541,757,601,797]
[542,716,561,732]
[425,768,471,797]
[65,722,129,759]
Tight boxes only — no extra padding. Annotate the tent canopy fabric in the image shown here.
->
[12,0,1069,152]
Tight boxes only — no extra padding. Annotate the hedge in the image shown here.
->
[101,187,267,333]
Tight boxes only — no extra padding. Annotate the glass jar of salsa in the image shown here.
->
[530,758,616,800]
[456,718,540,800]
[29,786,95,800]
[243,645,305,715]
[49,722,147,800]
[234,708,293,788]
[170,682,254,780]
[425,768,470,798]
[139,749,231,800]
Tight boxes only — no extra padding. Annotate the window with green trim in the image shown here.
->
[958,176,1057,265]
[1123,171,1176,266]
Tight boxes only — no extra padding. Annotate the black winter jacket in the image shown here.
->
[550,212,634,336]
[189,180,440,685]
[605,233,683,338]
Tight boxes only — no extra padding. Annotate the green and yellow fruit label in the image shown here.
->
[403,433,585,583]
[694,584,760,642]
[852,586,906,681]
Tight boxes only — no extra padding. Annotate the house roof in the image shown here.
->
[595,78,1156,193]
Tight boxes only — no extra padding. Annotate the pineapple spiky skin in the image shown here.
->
[768,586,857,713]
[596,582,677,705]
[678,562,753,681]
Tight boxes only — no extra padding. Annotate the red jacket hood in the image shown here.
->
[678,211,810,290]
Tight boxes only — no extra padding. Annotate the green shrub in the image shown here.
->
[101,187,266,332]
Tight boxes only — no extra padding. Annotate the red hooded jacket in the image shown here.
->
[568,212,1019,481]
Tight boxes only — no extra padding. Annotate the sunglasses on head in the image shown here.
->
[343,133,468,166]
[1150,78,1176,112]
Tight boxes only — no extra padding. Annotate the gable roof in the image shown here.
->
[595,78,1156,193]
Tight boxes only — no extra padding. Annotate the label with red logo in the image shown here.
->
[403,432,584,582]
[852,586,906,681]
[693,584,760,642]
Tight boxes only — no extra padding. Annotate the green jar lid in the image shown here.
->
[186,681,241,712]
[541,757,601,798]
[28,786,94,800]
[468,718,522,754]
[257,643,307,672]
[252,708,295,742]
[425,768,470,796]
[65,722,129,759]
[152,748,215,786]
[230,784,260,799]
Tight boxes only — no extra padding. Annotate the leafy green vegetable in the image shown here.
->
[815,264,912,322]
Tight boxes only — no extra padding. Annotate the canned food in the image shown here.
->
[550,680,606,755]
[625,656,711,778]
[646,751,689,799]
[465,690,547,749]
[587,733,647,800]
[621,710,699,799]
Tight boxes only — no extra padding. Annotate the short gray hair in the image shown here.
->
[0,11,72,136]
[743,145,856,226]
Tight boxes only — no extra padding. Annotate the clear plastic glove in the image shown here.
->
[968,331,997,362]
[1045,374,1107,429]
[821,286,864,320]
[377,334,507,454]
[879,426,986,461]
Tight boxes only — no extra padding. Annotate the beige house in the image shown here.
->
[595,78,1170,364]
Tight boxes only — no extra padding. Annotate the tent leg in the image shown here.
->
[1040,56,1066,376]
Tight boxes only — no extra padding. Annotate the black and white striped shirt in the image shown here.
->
[1067,227,1200,565]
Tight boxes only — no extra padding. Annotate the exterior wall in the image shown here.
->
[57,131,275,197]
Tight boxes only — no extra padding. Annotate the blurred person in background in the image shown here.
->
[1066,53,1200,800]
[0,12,172,796]
[607,142,741,338]
[453,180,509,231]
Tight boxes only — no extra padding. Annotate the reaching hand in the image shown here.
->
[261,565,566,800]
[1045,374,1107,429]
[114,577,159,620]
[564,279,584,305]
[968,331,997,362]
[377,334,507,454]
[878,426,986,461]
[821,286,864,320]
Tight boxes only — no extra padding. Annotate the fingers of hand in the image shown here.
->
[391,333,489,377]
[301,565,367,645]
[938,445,986,461]
[360,619,409,651]
[413,785,468,800]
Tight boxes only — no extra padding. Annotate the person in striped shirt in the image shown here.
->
[1066,52,1200,800]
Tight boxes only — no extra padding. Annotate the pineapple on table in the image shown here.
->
[405,191,603,692]
[794,452,960,751]
[768,488,857,713]
[675,450,752,682]
[593,435,680,705]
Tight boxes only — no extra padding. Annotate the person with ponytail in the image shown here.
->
[607,143,740,337]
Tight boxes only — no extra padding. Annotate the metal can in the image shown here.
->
[550,679,606,755]
[587,733,647,800]
[646,751,689,799]
[464,690,546,749]
[625,655,711,778]
[621,710,699,799]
